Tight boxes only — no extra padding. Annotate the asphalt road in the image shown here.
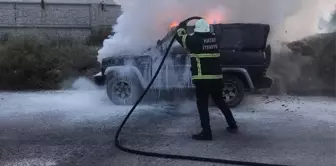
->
[0,90,335,166]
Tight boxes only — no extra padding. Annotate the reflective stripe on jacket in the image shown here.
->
[176,27,222,80]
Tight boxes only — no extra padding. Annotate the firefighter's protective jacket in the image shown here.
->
[175,26,223,81]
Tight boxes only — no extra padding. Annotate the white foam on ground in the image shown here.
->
[70,77,100,90]
[236,95,336,123]
[176,100,197,115]
[172,95,335,124]
[0,91,334,124]
[0,90,155,123]
[3,158,57,166]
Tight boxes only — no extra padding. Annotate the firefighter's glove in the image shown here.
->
[177,28,187,37]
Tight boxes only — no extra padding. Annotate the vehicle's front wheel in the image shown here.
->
[106,72,143,105]
[222,75,245,108]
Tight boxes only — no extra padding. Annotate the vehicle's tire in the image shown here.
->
[106,72,143,105]
[222,75,245,108]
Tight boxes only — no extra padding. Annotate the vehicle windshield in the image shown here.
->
[151,25,196,55]
[156,27,177,50]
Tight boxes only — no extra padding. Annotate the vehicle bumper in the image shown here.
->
[93,72,106,86]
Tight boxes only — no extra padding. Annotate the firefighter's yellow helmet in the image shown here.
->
[194,19,210,33]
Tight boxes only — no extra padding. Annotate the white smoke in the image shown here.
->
[318,5,336,33]
[97,0,333,62]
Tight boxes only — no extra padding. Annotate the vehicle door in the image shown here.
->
[166,51,193,89]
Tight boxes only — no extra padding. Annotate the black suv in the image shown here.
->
[93,23,273,108]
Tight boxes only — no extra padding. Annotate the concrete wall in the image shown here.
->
[0,1,121,40]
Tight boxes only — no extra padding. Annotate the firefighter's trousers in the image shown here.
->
[194,79,237,132]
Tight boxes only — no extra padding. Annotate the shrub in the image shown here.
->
[281,32,336,95]
[0,35,100,90]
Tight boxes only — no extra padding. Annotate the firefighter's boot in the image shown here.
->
[226,125,238,133]
[192,129,212,141]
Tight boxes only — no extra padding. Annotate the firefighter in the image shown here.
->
[175,19,238,141]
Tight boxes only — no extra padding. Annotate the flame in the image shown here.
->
[205,9,226,24]
[205,17,220,24]
[170,21,179,28]
[205,14,224,24]
[169,10,225,28]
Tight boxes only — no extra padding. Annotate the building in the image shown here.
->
[0,0,122,40]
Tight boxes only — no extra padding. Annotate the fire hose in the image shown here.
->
[114,16,291,166]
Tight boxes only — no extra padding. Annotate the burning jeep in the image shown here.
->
[93,23,273,108]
